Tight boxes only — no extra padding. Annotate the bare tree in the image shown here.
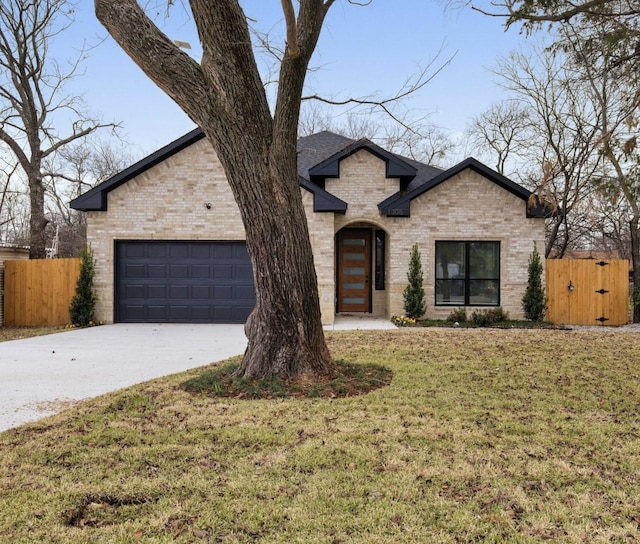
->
[380,124,456,167]
[475,0,640,72]
[0,158,29,244]
[298,103,334,137]
[94,1,338,380]
[469,46,604,257]
[94,1,447,380]
[44,139,135,256]
[466,101,531,176]
[563,20,640,320]
[0,0,116,258]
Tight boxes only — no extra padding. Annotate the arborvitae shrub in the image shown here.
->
[69,246,97,326]
[403,243,426,319]
[522,242,546,321]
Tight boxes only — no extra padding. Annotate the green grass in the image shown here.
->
[2,329,640,543]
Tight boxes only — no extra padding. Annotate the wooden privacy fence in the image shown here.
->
[3,258,81,326]
[546,259,629,326]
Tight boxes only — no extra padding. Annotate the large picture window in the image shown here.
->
[435,241,500,306]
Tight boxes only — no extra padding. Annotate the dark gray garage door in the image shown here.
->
[115,241,255,323]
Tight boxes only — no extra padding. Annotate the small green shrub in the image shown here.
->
[403,243,425,319]
[69,246,97,327]
[471,307,510,327]
[446,308,467,323]
[522,242,546,321]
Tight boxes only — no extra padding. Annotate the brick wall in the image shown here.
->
[87,138,338,324]
[87,139,245,323]
[87,142,544,325]
[326,150,544,320]
[386,169,545,320]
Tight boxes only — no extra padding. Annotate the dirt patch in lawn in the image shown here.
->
[181,359,393,399]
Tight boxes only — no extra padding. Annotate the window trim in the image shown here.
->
[375,230,385,291]
[435,241,500,307]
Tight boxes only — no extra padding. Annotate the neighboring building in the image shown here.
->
[71,129,550,325]
[0,245,30,326]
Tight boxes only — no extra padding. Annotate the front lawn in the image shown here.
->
[1,329,640,543]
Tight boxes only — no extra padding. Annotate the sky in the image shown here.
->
[57,1,535,163]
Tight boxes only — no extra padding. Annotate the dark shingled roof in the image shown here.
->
[70,128,548,218]
[297,130,443,189]
[296,131,355,181]
[394,154,445,193]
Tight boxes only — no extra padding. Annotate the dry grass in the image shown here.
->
[0,326,66,342]
[2,328,640,543]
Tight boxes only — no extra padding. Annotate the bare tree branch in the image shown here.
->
[0,0,119,256]
[302,51,457,136]
[280,0,300,58]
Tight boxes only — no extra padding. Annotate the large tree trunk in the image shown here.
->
[630,216,640,323]
[28,170,48,259]
[220,145,331,379]
[95,0,335,380]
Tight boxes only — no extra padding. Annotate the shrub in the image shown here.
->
[446,308,467,323]
[403,243,425,319]
[522,242,546,321]
[69,246,97,327]
[471,307,509,327]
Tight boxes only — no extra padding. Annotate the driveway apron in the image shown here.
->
[0,324,247,432]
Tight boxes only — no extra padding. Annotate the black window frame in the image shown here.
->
[435,241,500,307]
[375,230,385,290]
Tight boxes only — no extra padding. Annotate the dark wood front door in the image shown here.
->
[337,229,371,313]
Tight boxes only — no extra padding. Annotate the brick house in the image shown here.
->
[70,129,549,325]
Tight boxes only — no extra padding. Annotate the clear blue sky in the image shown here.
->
[60,1,533,160]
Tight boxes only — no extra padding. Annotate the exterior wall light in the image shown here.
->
[568,280,574,291]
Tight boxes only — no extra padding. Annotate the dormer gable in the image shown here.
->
[308,139,417,191]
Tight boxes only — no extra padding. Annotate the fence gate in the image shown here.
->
[546,259,629,326]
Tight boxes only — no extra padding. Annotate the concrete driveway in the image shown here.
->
[0,317,396,432]
[0,324,248,432]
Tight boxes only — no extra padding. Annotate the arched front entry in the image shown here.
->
[335,224,387,316]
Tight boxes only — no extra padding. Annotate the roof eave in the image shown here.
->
[300,178,347,213]
[308,139,418,182]
[379,158,544,217]
[70,127,205,211]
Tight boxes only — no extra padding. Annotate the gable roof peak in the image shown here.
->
[378,156,555,219]
[308,137,418,181]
